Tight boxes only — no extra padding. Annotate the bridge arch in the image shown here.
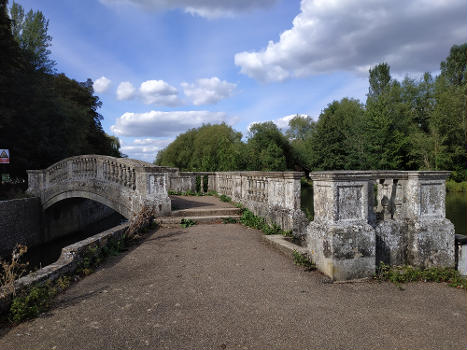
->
[27,155,172,219]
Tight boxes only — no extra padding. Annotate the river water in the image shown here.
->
[300,184,466,236]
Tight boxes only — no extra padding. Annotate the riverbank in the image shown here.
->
[446,180,467,192]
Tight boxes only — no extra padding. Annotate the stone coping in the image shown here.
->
[310,170,451,181]
[455,234,467,245]
[0,223,129,314]
[214,171,304,179]
[27,155,170,173]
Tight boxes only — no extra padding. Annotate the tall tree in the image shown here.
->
[9,1,54,72]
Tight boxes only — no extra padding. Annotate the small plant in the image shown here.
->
[126,205,157,239]
[0,244,29,296]
[375,262,467,289]
[180,218,197,228]
[9,282,55,323]
[292,250,315,270]
[207,190,217,196]
[281,230,294,237]
[222,217,237,224]
[219,194,231,202]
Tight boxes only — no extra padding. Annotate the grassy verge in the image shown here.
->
[446,180,467,192]
[375,262,466,290]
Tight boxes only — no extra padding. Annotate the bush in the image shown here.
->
[446,180,467,192]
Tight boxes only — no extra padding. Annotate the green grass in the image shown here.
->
[375,262,466,289]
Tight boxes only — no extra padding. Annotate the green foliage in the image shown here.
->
[9,1,55,72]
[245,122,295,171]
[155,123,245,171]
[180,218,196,228]
[239,208,286,236]
[222,217,238,224]
[9,282,55,323]
[292,250,315,270]
[309,98,366,170]
[375,262,466,289]
[219,194,231,202]
[446,180,467,192]
[0,2,121,180]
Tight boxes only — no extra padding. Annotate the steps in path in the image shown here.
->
[157,207,242,225]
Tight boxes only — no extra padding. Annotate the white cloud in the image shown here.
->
[116,81,136,100]
[110,110,229,137]
[235,0,467,82]
[99,0,276,18]
[120,138,172,162]
[247,114,308,132]
[93,76,112,93]
[139,80,181,106]
[181,77,236,105]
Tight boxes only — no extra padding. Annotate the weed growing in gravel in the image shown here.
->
[219,194,231,202]
[375,262,466,289]
[180,218,197,228]
[292,250,315,270]
[222,217,238,224]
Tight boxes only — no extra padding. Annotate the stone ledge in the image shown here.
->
[262,234,308,259]
[0,223,129,315]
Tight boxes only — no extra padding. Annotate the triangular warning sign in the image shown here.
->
[0,151,7,158]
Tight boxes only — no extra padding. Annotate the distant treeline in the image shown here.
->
[156,43,467,181]
[0,0,121,180]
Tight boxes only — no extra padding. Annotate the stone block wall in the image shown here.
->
[0,198,42,257]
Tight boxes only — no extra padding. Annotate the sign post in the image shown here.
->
[0,149,10,184]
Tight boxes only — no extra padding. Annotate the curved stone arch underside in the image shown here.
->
[43,190,132,219]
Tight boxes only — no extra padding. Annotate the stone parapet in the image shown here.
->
[306,170,455,280]
[27,155,172,219]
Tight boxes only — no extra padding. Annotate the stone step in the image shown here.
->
[170,207,241,217]
[157,215,241,225]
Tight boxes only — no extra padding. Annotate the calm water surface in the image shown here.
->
[300,184,466,236]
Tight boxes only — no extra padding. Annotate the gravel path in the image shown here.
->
[1,222,466,349]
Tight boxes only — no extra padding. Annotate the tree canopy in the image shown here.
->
[0,0,121,180]
[155,43,466,180]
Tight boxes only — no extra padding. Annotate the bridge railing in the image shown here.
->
[27,155,173,218]
[308,170,454,280]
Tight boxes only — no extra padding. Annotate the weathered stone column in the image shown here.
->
[26,170,45,198]
[373,171,408,266]
[306,171,376,280]
[405,171,454,268]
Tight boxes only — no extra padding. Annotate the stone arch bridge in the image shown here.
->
[27,155,173,219]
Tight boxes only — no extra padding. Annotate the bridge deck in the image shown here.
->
[1,208,466,348]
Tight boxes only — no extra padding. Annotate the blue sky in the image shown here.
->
[13,0,467,161]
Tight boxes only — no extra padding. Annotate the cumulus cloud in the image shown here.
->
[181,77,236,105]
[99,0,276,18]
[247,113,308,132]
[139,80,181,106]
[120,138,172,161]
[93,76,112,93]
[116,81,136,100]
[235,0,467,82]
[110,110,228,137]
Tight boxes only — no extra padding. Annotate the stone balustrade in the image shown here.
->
[27,155,172,219]
[212,171,303,231]
[308,170,454,280]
